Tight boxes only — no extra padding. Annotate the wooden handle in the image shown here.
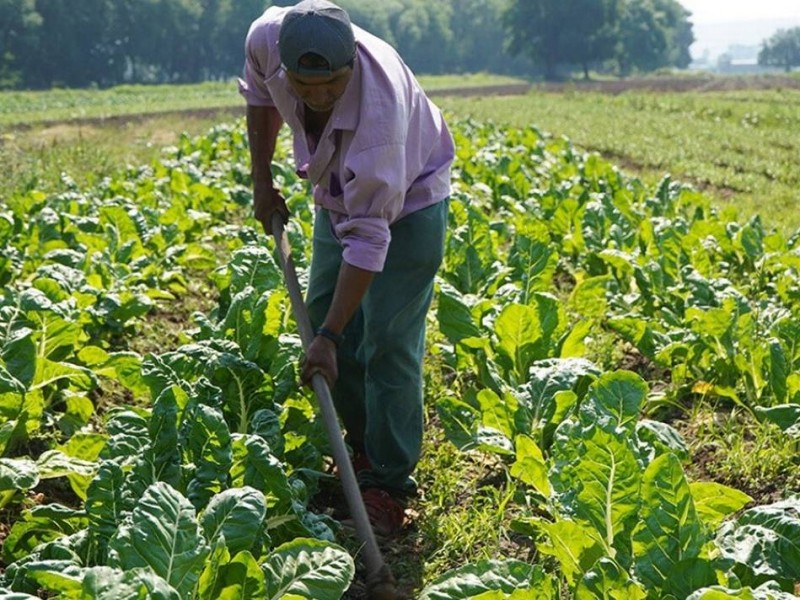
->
[269,213,393,585]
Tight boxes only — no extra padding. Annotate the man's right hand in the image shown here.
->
[253,183,289,235]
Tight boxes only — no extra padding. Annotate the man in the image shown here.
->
[239,0,453,536]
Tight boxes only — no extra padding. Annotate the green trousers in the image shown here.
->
[306,200,448,496]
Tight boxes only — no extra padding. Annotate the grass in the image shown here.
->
[436,87,800,235]
[0,74,528,128]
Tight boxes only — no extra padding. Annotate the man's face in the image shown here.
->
[286,66,353,113]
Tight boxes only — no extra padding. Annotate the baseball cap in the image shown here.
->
[279,0,356,76]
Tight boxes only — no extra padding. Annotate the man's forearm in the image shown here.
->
[323,262,375,335]
[246,104,283,185]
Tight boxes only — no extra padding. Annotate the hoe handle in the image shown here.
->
[269,214,396,594]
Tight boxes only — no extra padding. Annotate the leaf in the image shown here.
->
[35,450,96,480]
[550,422,642,552]
[536,519,605,587]
[636,420,689,461]
[582,371,647,433]
[0,457,39,492]
[200,487,267,555]
[215,551,266,600]
[754,404,800,434]
[435,396,480,451]
[2,504,87,564]
[86,461,127,552]
[716,495,800,582]
[261,538,354,600]
[81,566,181,600]
[495,303,542,378]
[418,560,556,599]
[632,454,705,590]
[575,557,647,599]
[226,246,283,297]
[689,482,752,530]
[108,482,210,598]
[510,435,550,496]
[437,284,482,343]
[186,405,232,510]
[230,434,294,512]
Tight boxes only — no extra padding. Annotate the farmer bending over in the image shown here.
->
[239,0,453,536]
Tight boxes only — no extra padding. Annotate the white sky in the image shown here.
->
[680,0,800,24]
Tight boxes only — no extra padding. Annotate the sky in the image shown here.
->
[680,0,800,24]
[679,0,800,61]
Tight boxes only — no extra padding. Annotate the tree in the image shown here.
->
[617,0,693,75]
[0,0,41,88]
[504,0,621,80]
[759,27,800,72]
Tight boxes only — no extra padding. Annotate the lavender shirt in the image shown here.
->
[239,6,454,272]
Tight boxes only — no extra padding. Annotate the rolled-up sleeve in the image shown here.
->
[333,143,406,272]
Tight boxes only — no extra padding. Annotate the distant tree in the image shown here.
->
[504,0,621,80]
[759,27,800,72]
[444,0,535,75]
[0,0,42,88]
[29,0,119,88]
[617,0,693,75]
[655,0,693,68]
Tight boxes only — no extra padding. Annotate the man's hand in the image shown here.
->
[253,183,289,235]
[300,335,338,388]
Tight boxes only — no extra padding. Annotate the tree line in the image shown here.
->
[0,0,694,91]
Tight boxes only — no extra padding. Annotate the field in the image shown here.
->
[1,76,800,598]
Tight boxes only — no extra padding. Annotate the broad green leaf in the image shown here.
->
[2,504,87,564]
[81,566,180,600]
[0,457,39,492]
[261,538,354,600]
[510,435,550,496]
[569,275,611,319]
[575,557,647,599]
[536,519,605,587]
[662,558,719,600]
[477,389,516,440]
[86,461,127,551]
[550,422,641,552]
[187,405,232,510]
[495,303,542,378]
[418,560,555,599]
[226,246,283,297]
[716,495,800,582]
[31,358,94,392]
[766,340,789,403]
[100,408,150,462]
[200,487,267,555]
[690,482,752,530]
[687,581,800,599]
[436,396,480,451]
[214,551,266,600]
[754,404,800,433]
[632,454,704,590]
[21,560,84,594]
[437,285,482,343]
[507,232,556,303]
[148,387,183,488]
[108,482,210,598]
[36,450,96,480]
[636,420,689,461]
[582,371,647,432]
[231,433,292,501]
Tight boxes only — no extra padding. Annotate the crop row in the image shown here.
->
[0,118,798,598]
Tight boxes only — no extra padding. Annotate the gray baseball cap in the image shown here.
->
[279,0,356,76]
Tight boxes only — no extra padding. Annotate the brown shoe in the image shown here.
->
[360,488,407,537]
